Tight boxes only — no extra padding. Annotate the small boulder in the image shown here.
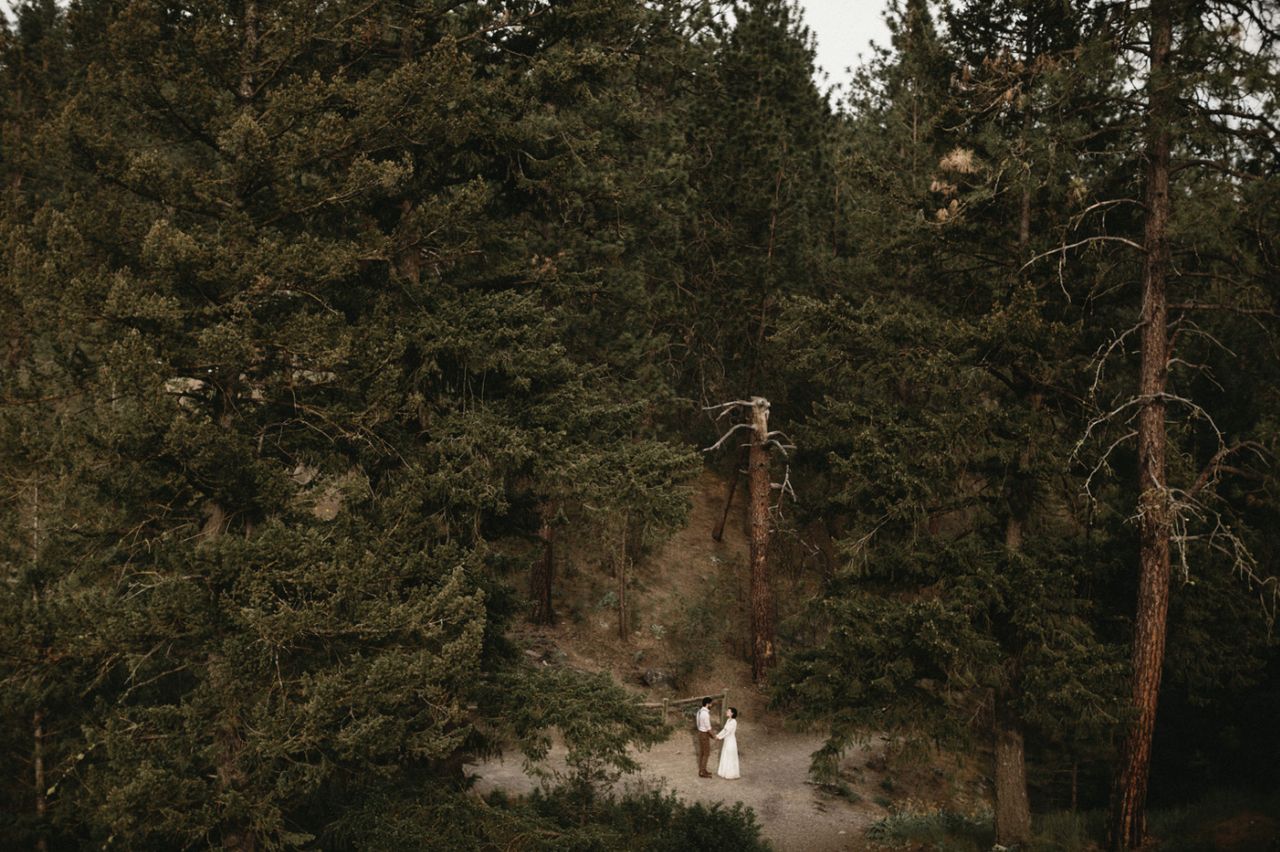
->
[641,668,672,689]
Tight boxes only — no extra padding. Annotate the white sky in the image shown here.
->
[800,0,893,92]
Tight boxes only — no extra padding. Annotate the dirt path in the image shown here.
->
[467,721,885,851]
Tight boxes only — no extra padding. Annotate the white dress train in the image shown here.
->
[715,718,740,779]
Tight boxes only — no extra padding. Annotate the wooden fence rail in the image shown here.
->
[638,690,729,726]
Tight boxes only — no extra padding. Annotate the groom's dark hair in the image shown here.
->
[701,696,713,707]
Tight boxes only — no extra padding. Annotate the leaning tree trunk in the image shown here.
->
[1110,3,1174,847]
[712,446,748,542]
[747,398,775,683]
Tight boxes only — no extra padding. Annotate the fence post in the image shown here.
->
[662,698,668,724]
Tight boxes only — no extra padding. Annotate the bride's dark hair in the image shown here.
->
[728,707,739,719]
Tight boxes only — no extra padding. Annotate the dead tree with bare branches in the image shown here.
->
[705,397,795,683]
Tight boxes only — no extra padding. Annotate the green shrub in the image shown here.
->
[866,804,994,851]
[524,783,772,851]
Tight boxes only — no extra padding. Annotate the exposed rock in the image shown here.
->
[641,668,672,689]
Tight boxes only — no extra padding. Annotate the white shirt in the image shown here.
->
[696,706,712,733]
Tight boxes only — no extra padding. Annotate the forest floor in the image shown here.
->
[467,471,981,850]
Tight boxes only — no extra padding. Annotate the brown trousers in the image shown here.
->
[698,730,713,775]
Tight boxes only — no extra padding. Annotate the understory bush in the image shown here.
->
[863,789,1280,851]
[865,803,994,851]
[515,782,771,851]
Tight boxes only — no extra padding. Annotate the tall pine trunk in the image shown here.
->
[991,76,1037,844]
[747,398,775,682]
[993,515,1032,847]
[1110,2,1173,846]
[993,688,1032,847]
[31,485,49,852]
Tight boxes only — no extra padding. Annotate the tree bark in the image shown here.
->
[617,522,628,641]
[34,708,47,852]
[31,484,48,851]
[1110,2,1174,847]
[238,0,258,100]
[747,398,775,683]
[995,483,1033,844]
[995,74,1037,821]
[993,690,1032,847]
[532,513,555,625]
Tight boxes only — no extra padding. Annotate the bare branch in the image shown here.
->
[1170,302,1280,319]
[770,464,797,514]
[1088,321,1145,402]
[1169,318,1238,358]
[1073,396,1146,466]
[703,400,756,420]
[765,439,796,457]
[1187,441,1268,500]
[1083,429,1139,501]
[1167,357,1224,392]
[702,422,752,453]
[1021,235,1145,272]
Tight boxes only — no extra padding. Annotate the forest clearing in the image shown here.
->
[467,473,975,851]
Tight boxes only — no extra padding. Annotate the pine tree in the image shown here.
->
[670,0,836,406]
[1059,2,1280,845]
[772,1,1130,841]
[1,0,697,846]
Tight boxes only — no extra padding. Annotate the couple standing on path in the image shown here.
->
[696,697,740,779]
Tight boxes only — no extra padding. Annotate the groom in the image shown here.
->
[696,696,714,778]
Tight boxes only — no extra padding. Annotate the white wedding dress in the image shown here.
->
[715,718,740,779]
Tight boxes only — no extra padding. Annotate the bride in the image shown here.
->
[715,707,740,779]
